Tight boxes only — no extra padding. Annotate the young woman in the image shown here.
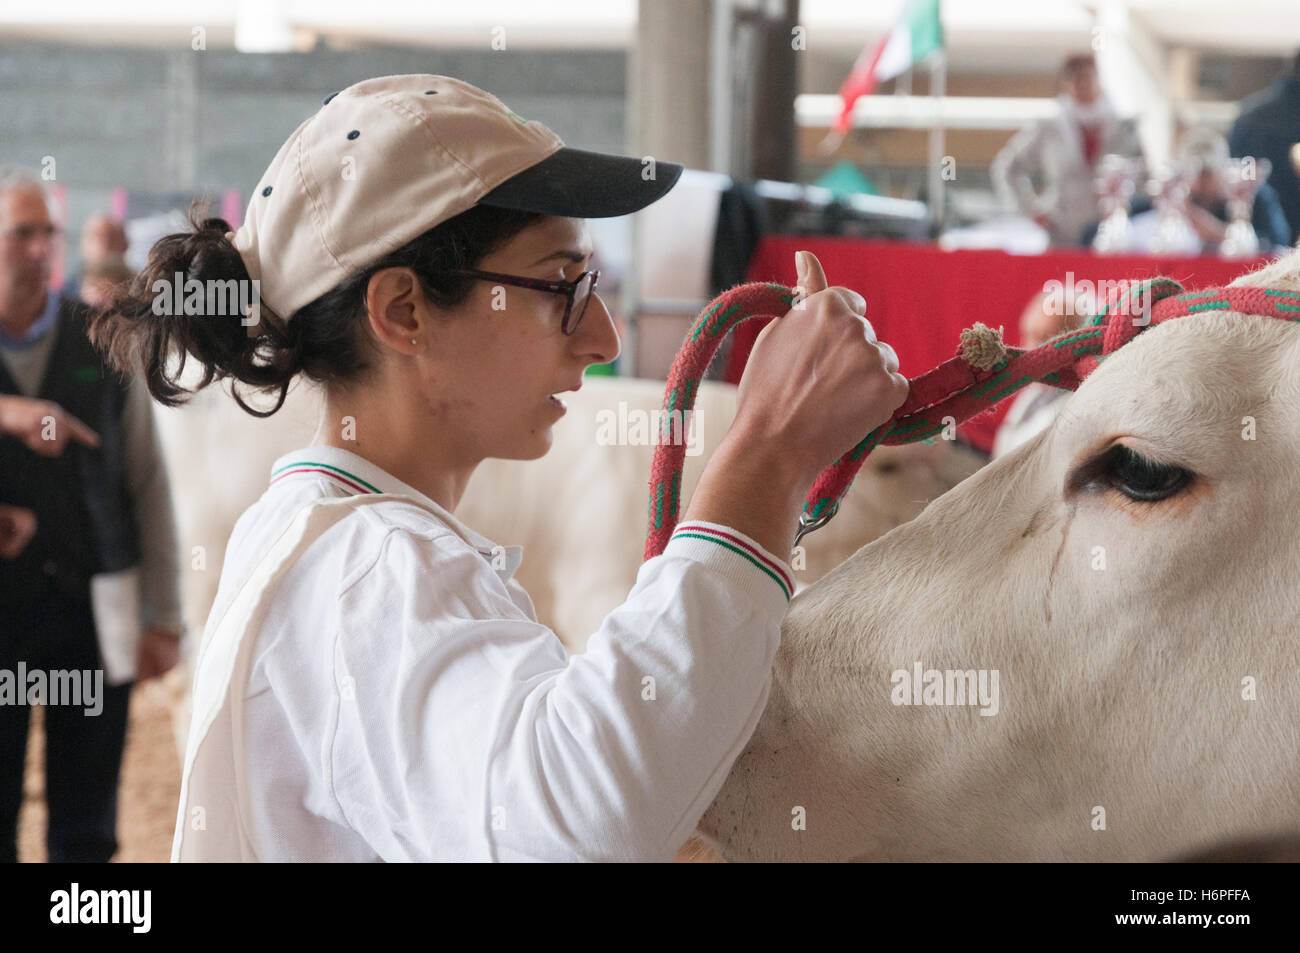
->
[91,74,908,862]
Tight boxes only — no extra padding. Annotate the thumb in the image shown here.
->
[796,250,829,296]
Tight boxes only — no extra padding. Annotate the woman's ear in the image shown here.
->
[365,267,424,352]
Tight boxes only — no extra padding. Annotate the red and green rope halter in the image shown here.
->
[644,277,1300,561]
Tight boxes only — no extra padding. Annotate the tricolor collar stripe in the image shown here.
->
[672,522,793,600]
[270,462,381,495]
[270,460,503,560]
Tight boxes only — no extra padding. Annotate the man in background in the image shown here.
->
[1229,52,1300,244]
[992,53,1146,247]
[0,166,182,863]
[63,212,129,304]
[1180,126,1291,252]
[0,394,101,557]
[78,255,135,311]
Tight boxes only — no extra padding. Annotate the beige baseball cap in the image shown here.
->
[231,73,682,327]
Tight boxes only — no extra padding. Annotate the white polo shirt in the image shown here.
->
[205,444,793,861]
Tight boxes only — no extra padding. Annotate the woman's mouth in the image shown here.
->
[548,383,581,413]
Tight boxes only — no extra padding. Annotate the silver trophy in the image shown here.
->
[1146,160,1201,256]
[1218,156,1272,259]
[1092,154,1142,254]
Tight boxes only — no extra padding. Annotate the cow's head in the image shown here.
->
[699,253,1300,861]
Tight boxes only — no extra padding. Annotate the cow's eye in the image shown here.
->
[1099,443,1193,502]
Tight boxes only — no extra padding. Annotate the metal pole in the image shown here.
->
[710,0,734,174]
[927,50,946,233]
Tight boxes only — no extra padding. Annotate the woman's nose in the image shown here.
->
[575,292,621,366]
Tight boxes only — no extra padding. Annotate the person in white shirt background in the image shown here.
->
[992,53,1146,247]
[87,74,909,862]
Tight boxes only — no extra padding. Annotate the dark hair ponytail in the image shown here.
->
[89,200,544,418]
[89,202,301,417]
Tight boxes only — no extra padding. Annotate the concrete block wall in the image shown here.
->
[0,42,628,274]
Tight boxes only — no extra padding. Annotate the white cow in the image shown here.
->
[698,254,1300,861]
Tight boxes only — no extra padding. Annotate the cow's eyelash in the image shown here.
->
[1066,443,1195,503]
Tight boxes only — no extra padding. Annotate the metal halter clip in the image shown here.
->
[793,501,839,549]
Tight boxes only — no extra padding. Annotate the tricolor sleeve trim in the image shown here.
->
[669,520,794,602]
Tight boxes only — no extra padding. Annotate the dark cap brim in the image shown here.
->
[478,147,684,218]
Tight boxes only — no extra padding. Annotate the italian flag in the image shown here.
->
[833,0,944,134]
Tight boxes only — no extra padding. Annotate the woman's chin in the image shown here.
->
[500,426,554,461]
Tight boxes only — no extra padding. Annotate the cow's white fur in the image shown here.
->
[698,253,1300,861]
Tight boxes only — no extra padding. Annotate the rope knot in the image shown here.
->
[959,322,1008,371]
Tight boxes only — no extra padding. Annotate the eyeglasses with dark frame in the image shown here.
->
[454,268,600,336]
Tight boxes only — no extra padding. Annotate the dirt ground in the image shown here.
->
[18,678,180,863]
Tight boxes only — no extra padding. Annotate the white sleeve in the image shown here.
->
[326,518,793,862]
